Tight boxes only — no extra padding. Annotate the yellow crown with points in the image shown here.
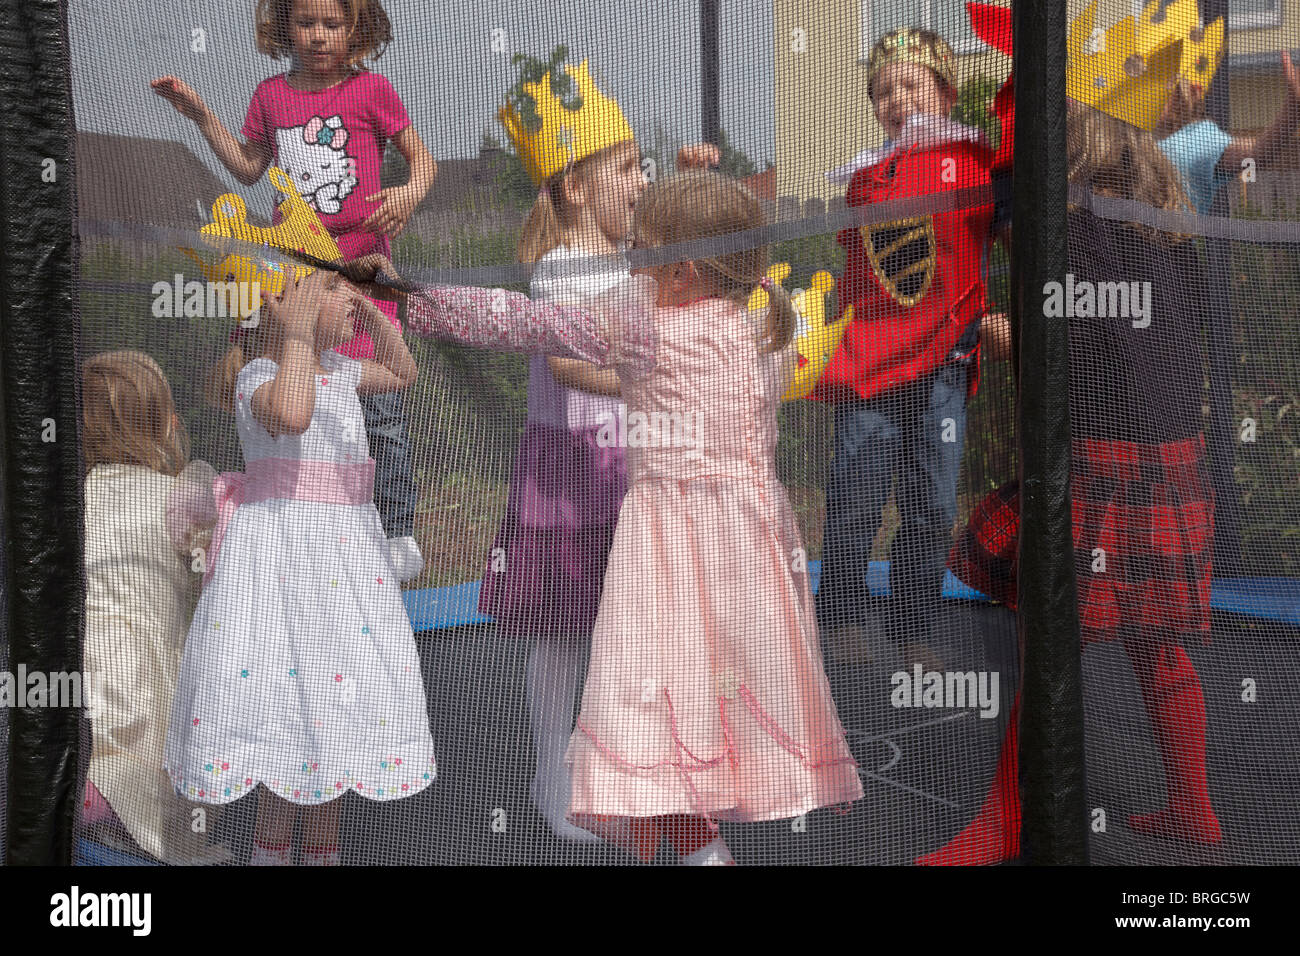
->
[181,166,342,319]
[747,263,846,402]
[499,60,635,186]
[1136,0,1224,94]
[1067,1,1185,130]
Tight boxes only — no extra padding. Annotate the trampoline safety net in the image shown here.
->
[1,0,1297,866]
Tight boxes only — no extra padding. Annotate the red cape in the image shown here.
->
[968,2,1014,173]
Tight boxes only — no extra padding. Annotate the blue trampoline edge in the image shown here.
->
[403,562,1300,633]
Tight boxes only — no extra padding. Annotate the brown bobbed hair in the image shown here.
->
[255,0,392,66]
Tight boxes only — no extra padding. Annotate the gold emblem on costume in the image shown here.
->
[861,216,935,308]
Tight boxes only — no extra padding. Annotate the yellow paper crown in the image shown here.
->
[747,263,846,401]
[498,60,635,186]
[1136,0,1224,93]
[181,166,343,319]
[866,28,958,96]
[1067,1,1185,130]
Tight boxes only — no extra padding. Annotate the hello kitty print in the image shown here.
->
[242,71,411,244]
[275,115,358,214]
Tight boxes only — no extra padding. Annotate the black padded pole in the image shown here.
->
[0,0,82,864]
[700,0,721,146]
[1202,0,1230,130]
[1012,0,1089,864]
[1200,0,1244,573]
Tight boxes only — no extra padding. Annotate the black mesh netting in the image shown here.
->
[2,0,1296,867]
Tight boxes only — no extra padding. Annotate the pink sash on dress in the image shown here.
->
[204,457,376,586]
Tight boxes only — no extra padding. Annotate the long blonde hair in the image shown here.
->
[82,350,189,477]
[516,140,631,264]
[1067,102,1192,214]
[634,169,796,353]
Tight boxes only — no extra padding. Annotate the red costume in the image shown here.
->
[811,123,993,405]
[967,1,1015,176]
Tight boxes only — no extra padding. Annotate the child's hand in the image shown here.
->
[360,185,420,238]
[264,270,328,343]
[980,311,1013,363]
[677,143,721,169]
[340,254,406,303]
[151,76,210,124]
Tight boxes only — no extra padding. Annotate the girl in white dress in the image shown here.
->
[164,270,436,866]
[81,350,227,863]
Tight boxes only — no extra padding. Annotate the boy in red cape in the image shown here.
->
[813,27,995,674]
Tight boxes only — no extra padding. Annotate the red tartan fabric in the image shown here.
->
[947,436,1214,644]
[1072,436,1214,645]
[948,480,1019,610]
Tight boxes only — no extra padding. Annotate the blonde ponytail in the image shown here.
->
[516,180,564,264]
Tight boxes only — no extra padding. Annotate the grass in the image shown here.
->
[75,231,1296,588]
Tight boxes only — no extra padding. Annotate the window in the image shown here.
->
[1132,0,1280,31]
[860,0,988,62]
[1228,0,1282,30]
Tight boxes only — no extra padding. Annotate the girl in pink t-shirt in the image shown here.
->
[152,0,435,576]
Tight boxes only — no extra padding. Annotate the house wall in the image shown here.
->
[773,0,1300,205]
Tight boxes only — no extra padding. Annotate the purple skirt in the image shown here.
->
[479,421,627,639]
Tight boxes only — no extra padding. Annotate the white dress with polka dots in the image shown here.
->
[164,350,436,805]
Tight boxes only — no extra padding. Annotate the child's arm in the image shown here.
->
[151,76,272,186]
[547,357,621,396]
[351,295,419,394]
[251,275,325,436]
[980,311,1013,363]
[1220,52,1300,173]
[165,461,219,559]
[360,126,437,238]
[344,254,657,373]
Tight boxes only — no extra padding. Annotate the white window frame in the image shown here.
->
[859,0,988,63]
[1228,0,1282,31]
[1131,0,1279,31]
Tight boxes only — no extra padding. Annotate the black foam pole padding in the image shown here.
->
[1202,0,1230,131]
[1012,0,1089,864]
[700,0,721,146]
[1200,0,1244,572]
[0,0,82,864]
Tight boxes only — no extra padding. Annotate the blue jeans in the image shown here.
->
[817,328,977,644]
[360,390,418,539]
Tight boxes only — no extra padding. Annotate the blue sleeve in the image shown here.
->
[1158,120,1234,215]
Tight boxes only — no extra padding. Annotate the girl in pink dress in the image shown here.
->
[151,0,436,575]
[482,55,721,842]
[349,169,864,864]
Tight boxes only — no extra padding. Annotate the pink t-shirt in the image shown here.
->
[243,70,410,358]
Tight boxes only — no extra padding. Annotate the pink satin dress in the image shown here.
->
[404,283,863,824]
